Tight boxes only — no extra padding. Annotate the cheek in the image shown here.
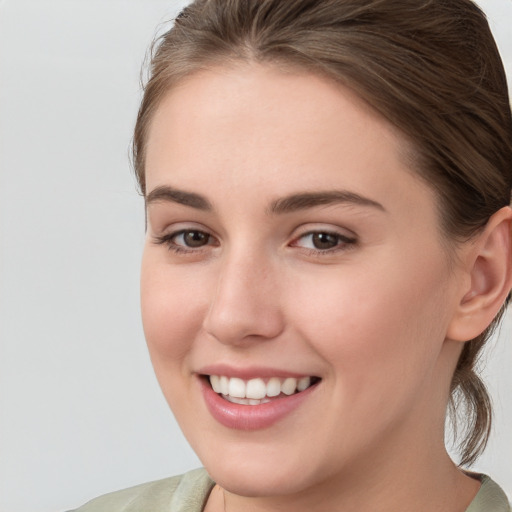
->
[292,253,453,396]
[140,251,206,364]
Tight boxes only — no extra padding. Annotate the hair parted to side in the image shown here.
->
[133,0,512,466]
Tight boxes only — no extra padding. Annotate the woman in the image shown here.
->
[73,0,512,510]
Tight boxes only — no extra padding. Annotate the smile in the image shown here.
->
[208,375,317,405]
[201,373,320,430]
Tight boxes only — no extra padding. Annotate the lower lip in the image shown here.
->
[200,377,319,431]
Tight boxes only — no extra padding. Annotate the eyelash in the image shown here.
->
[153,229,357,256]
[153,230,216,254]
[291,230,357,255]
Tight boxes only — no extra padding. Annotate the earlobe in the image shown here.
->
[447,206,512,342]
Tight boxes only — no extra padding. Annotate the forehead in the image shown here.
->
[145,63,438,224]
[148,63,397,145]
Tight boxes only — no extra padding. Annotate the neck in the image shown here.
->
[205,424,480,512]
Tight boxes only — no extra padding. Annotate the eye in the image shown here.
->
[154,228,217,253]
[175,230,211,248]
[292,230,356,252]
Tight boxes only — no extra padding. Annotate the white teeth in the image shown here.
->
[208,374,316,402]
[224,396,271,405]
[228,377,246,398]
[281,377,297,395]
[246,378,267,399]
[266,377,281,397]
[210,375,221,393]
[219,376,229,395]
[297,376,311,392]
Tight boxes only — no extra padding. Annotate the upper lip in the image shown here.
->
[197,364,317,380]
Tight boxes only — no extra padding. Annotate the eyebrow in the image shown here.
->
[145,185,213,211]
[269,190,386,214]
[145,185,385,214]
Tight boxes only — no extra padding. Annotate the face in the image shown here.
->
[141,64,466,498]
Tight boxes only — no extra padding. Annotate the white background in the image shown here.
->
[0,1,511,511]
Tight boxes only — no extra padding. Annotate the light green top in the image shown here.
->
[69,468,511,512]
[466,475,511,512]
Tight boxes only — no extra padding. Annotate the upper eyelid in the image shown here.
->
[295,227,355,237]
[291,223,358,240]
[151,221,217,237]
[152,223,358,245]
[157,228,216,243]
[291,231,357,246]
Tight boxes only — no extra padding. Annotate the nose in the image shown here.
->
[202,249,285,346]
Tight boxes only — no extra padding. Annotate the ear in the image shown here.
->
[447,206,512,342]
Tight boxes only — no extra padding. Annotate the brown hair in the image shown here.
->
[133,0,512,466]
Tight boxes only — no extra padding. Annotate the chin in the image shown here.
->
[206,461,315,498]
[195,436,336,499]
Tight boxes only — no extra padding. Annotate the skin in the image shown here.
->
[140,64,509,511]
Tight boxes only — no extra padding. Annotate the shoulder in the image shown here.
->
[68,468,214,512]
[466,474,511,512]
